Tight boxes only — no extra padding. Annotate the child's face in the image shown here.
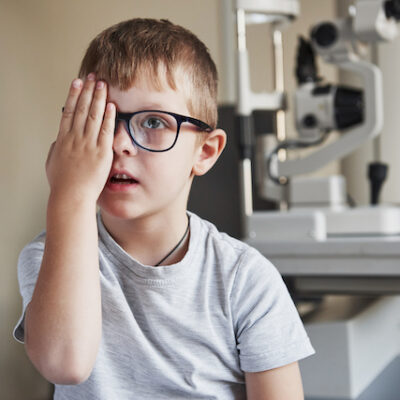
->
[97,76,207,221]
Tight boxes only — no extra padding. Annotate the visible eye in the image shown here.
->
[142,116,166,129]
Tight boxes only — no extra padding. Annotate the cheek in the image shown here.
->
[149,156,193,183]
[147,138,197,182]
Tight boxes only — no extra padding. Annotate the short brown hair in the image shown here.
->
[78,18,218,129]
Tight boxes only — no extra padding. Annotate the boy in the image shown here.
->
[13,18,314,399]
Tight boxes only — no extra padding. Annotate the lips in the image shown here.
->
[106,168,140,191]
[110,173,137,184]
[108,168,139,183]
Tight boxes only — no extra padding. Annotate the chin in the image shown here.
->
[97,198,145,221]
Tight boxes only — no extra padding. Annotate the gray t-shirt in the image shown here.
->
[13,211,314,399]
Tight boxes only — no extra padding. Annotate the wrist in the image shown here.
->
[48,190,98,214]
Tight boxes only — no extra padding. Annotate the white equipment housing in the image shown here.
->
[233,1,400,398]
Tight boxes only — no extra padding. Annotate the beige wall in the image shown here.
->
[3,1,337,398]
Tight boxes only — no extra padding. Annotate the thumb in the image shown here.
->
[45,141,56,172]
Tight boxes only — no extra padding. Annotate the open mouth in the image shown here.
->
[110,173,138,184]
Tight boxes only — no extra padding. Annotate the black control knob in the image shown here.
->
[385,0,400,20]
[302,114,318,128]
[311,22,338,48]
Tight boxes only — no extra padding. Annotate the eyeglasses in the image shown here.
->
[115,110,213,152]
[61,107,213,152]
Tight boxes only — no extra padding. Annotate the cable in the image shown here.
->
[154,216,190,266]
[266,131,330,185]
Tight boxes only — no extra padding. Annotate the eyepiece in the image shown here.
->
[295,36,319,84]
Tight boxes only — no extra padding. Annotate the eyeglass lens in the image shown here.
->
[129,111,178,151]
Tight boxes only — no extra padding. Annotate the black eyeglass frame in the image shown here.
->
[115,110,213,152]
[61,107,213,152]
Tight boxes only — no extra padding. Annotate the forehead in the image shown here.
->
[107,69,191,115]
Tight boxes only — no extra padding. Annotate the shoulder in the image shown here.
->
[189,214,291,309]
[17,231,46,272]
[16,230,47,285]
[189,211,277,276]
[19,230,46,259]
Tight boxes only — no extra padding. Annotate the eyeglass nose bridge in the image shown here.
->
[113,116,141,151]
[114,116,137,141]
[114,116,129,134]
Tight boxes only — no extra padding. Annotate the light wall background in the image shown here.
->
[6,0,400,398]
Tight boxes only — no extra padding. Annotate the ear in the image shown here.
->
[192,129,227,176]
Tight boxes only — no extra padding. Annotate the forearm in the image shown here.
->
[25,193,102,384]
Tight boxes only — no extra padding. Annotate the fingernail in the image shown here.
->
[87,73,96,81]
[72,79,82,88]
[96,81,104,90]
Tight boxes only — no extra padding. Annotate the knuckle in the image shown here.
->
[98,130,111,144]
[76,104,88,115]
[62,109,74,118]
[88,111,99,122]
[101,122,112,134]
[98,126,107,137]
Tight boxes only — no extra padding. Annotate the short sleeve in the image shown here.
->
[13,232,46,344]
[231,248,315,372]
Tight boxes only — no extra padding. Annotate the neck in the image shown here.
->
[100,207,190,266]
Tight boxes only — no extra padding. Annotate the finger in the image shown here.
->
[71,73,97,135]
[84,80,107,141]
[58,79,83,136]
[98,102,116,148]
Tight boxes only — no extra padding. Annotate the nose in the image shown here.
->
[113,120,138,156]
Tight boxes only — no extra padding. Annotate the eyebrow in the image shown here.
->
[113,103,170,113]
